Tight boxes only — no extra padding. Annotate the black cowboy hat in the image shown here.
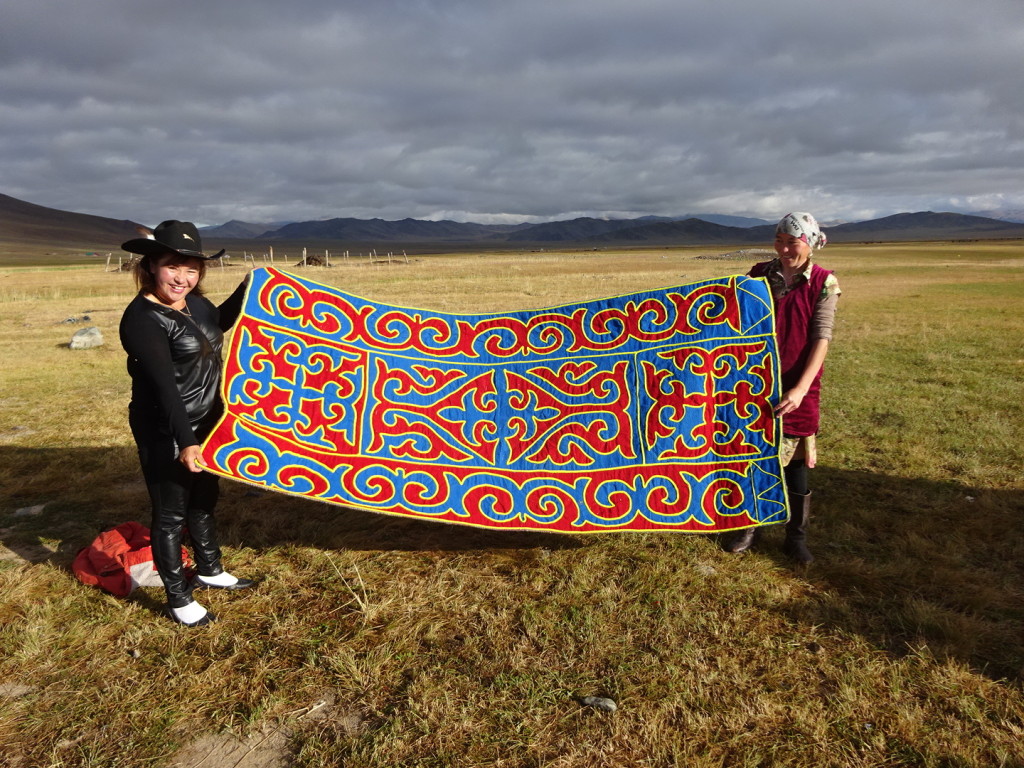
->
[121,220,225,260]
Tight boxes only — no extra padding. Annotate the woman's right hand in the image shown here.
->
[179,444,206,473]
[774,387,807,416]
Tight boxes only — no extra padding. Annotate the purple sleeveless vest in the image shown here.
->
[749,261,832,437]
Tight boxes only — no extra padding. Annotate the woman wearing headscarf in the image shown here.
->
[726,212,840,563]
[120,221,254,626]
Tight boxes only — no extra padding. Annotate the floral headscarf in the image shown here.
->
[776,212,827,250]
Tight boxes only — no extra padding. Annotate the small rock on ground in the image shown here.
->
[14,504,47,517]
[0,683,37,698]
[70,326,104,349]
[579,696,618,712]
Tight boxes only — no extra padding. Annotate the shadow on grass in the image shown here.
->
[770,466,1024,682]
[0,446,582,570]
[2,446,1021,679]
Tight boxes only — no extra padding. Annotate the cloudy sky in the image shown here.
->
[4,0,1023,226]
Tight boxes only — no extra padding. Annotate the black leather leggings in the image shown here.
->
[131,419,223,607]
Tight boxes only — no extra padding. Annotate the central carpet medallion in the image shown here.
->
[201,267,786,533]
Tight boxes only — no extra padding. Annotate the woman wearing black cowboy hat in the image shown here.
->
[119,220,255,626]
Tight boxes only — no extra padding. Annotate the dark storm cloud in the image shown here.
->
[3,0,1023,224]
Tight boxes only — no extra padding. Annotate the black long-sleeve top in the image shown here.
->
[119,281,246,450]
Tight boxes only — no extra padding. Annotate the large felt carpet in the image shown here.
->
[201,267,786,533]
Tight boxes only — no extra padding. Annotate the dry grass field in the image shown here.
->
[1,241,1023,767]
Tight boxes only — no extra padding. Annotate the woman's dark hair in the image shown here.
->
[133,252,207,296]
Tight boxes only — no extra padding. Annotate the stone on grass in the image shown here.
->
[70,326,104,350]
[0,683,36,698]
[579,696,618,712]
[14,504,47,517]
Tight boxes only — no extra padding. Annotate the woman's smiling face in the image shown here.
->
[149,253,203,306]
[774,232,812,269]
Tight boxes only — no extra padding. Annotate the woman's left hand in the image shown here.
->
[179,444,206,473]
[774,387,807,416]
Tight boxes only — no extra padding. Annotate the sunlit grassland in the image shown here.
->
[1,242,1023,767]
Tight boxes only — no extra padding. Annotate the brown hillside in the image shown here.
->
[0,193,141,251]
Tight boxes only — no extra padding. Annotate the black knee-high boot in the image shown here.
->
[783,491,813,563]
[783,460,813,563]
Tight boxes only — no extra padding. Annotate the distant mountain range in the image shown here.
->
[254,217,528,241]
[636,213,773,228]
[199,210,1024,245]
[514,217,772,245]
[4,192,1024,252]
[202,211,1024,245]
[197,212,770,240]
[0,193,141,247]
[198,219,292,239]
